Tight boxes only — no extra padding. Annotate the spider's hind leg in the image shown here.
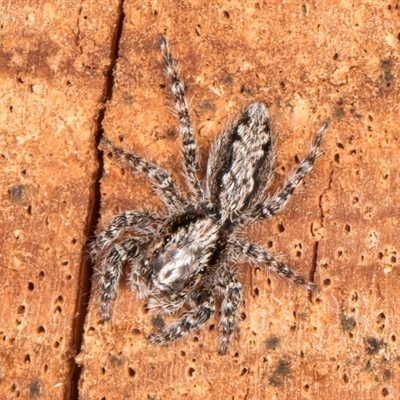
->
[212,264,243,355]
[148,289,215,346]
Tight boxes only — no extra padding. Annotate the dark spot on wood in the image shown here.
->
[9,185,25,201]
[240,85,254,96]
[383,369,391,380]
[268,359,291,386]
[341,315,356,331]
[265,336,280,350]
[122,92,133,104]
[380,60,394,87]
[365,337,384,355]
[108,353,123,366]
[29,380,41,397]
[335,107,345,119]
[199,101,215,112]
[151,316,165,330]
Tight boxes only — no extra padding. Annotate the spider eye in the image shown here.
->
[198,267,206,275]
[163,235,172,245]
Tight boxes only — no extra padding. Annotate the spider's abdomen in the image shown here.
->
[206,102,275,221]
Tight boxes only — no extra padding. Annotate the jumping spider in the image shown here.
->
[91,34,330,355]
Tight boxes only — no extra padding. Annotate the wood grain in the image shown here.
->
[2,1,400,399]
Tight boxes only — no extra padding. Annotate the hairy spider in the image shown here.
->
[91,34,330,355]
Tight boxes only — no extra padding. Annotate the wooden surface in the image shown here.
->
[1,1,400,399]
[0,1,119,398]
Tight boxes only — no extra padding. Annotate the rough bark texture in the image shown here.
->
[1,1,400,399]
[0,1,120,398]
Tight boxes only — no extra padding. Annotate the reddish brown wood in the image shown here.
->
[0,1,119,398]
[2,1,400,399]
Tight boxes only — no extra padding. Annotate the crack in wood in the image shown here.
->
[69,2,126,399]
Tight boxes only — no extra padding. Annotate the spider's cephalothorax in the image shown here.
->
[91,34,330,355]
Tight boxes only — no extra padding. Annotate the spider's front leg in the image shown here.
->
[159,34,202,199]
[100,137,186,210]
[230,238,320,293]
[148,289,215,346]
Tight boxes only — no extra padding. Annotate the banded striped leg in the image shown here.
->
[90,210,160,263]
[97,238,143,319]
[148,289,215,345]
[101,137,186,210]
[213,266,242,355]
[159,34,202,199]
[230,239,320,292]
[253,118,330,220]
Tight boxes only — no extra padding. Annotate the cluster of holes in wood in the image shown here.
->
[334,127,392,184]
[13,291,65,352]
[99,351,252,381]
[10,372,47,397]
[101,366,136,378]
[27,270,72,297]
[333,142,359,165]
[334,246,397,266]
[341,287,397,340]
